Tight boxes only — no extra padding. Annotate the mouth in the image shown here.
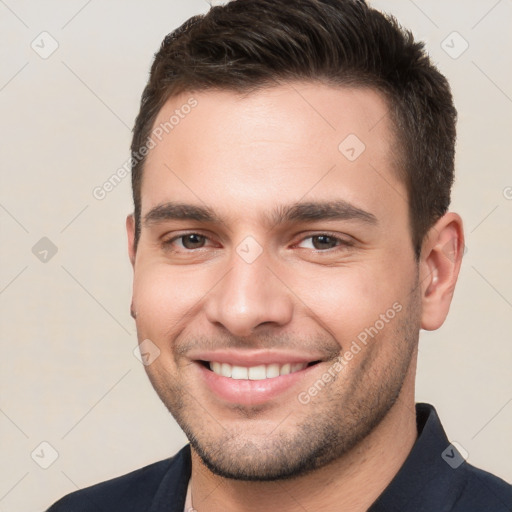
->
[194,357,323,406]
[188,349,328,405]
[200,360,321,380]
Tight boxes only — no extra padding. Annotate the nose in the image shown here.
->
[204,248,294,337]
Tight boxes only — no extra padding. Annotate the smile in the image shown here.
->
[208,361,308,380]
[195,356,322,405]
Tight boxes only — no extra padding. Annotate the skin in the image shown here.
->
[126,82,464,511]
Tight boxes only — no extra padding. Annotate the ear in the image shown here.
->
[419,212,464,331]
[126,214,136,268]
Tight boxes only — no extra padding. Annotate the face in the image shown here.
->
[127,83,422,480]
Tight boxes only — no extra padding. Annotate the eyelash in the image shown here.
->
[162,232,353,253]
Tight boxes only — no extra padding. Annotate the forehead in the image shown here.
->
[140,82,405,227]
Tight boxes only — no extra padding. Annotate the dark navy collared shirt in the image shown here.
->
[47,403,512,511]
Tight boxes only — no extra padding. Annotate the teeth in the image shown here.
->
[266,363,280,379]
[220,363,232,378]
[280,363,291,376]
[248,365,266,380]
[208,361,308,380]
[231,366,248,379]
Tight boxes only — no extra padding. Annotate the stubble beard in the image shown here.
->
[146,290,421,482]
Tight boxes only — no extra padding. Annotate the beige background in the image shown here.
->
[0,0,511,510]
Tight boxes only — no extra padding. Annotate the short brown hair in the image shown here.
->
[131,0,457,258]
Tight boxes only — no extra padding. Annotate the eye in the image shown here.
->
[164,233,209,250]
[162,232,352,254]
[296,234,350,251]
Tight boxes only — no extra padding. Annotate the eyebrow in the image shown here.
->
[269,200,377,227]
[143,200,377,229]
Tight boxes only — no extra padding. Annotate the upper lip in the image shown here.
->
[189,349,324,367]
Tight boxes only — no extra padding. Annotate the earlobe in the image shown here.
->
[126,214,136,267]
[419,212,464,331]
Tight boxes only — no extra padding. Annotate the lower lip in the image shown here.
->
[196,362,317,406]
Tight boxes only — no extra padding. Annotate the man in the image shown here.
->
[47,0,512,510]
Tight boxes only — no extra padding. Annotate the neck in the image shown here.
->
[189,375,417,512]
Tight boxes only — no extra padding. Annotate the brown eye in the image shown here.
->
[179,234,207,249]
[295,233,353,254]
[297,234,342,251]
[310,235,339,250]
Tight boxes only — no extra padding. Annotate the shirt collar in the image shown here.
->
[369,402,466,511]
[148,444,191,512]
[148,403,463,511]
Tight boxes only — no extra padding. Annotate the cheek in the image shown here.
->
[132,264,200,338]
[295,265,407,345]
